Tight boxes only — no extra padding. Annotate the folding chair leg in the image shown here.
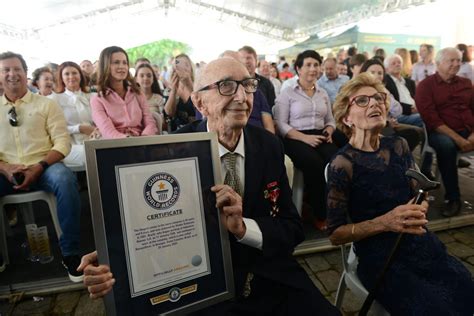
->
[0,203,10,265]
[46,194,62,239]
[334,272,347,309]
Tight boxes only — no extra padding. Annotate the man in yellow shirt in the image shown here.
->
[0,51,82,282]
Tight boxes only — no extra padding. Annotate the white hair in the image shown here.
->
[435,47,462,65]
[383,54,403,69]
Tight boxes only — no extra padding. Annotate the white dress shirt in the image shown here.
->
[389,75,415,106]
[214,125,263,250]
[49,89,93,145]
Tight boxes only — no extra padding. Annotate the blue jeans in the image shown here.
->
[0,163,80,256]
[397,113,424,128]
[428,130,469,201]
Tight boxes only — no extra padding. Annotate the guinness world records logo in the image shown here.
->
[144,173,180,209]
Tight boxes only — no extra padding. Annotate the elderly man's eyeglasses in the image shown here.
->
[350,92,387,107]
[198,78,259,96]
[8,107,18,126]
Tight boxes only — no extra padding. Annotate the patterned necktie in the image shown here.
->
[223,152,252,297]
[223,152,242,196]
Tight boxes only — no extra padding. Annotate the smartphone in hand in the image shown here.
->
[12,172,25,185]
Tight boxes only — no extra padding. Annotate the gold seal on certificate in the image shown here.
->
[116,158,210,297]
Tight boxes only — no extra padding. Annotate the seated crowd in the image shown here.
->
[0,42,473,315]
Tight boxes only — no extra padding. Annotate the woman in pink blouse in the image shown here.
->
[91,46,157,138]
[274,50,338,231]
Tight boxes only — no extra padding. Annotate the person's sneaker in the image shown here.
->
[442,199,462,217]
[62,255,84,283]
[0,254,6,273]
[458,158,471,168]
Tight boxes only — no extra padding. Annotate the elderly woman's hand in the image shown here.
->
[378,202,428,235]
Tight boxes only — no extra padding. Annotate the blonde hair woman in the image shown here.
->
[327,73,474,315]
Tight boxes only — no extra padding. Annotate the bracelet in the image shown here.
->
[351,223,355,236]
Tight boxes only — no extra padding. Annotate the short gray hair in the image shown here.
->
[435,47,462,65]
[383,54,403,69]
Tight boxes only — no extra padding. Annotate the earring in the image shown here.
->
[347,123,353,128]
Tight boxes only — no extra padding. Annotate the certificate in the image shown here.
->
[116,159,210,296]
[85,133,234,315]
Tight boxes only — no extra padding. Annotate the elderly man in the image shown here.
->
[384,54,424,128]
[79,57,341,316]
[416,47,474,217]
[317,57,349,104]
[0,52,82,281]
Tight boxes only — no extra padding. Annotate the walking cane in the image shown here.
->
[359,169,440,316]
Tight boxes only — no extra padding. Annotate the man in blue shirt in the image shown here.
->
[317,58,349,105]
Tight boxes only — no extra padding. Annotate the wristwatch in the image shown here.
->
[38,160,49,171]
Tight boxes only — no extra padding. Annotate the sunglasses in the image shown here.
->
[8,107,18,126]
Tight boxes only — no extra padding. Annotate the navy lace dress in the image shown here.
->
[327,136,474,315]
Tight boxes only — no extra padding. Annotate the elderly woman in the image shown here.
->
[274,50,338,230]
[91,46,157,138]
[49,61,97,167]
[327,73,474,315]
[32,67,54,96]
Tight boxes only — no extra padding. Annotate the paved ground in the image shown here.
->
[1,225,473,316]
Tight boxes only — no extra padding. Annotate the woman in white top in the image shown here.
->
[274,50,338,231]
[50,61,97,167]
[134,63,164,134]
[270,63,283,96]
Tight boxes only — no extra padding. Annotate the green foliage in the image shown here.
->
[126,39,191,67]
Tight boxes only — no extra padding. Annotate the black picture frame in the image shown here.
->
[85,133,234,315]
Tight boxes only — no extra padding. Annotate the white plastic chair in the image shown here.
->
[335,244,390,315]
[0,191,62,265]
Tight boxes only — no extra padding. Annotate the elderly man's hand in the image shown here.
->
[77,251,115,299]
[455,137,473,153]
[378,202,428,235]
[467,133,474,150]
[211,184,246,239]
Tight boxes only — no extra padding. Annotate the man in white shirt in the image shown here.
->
[384,54,423,128]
